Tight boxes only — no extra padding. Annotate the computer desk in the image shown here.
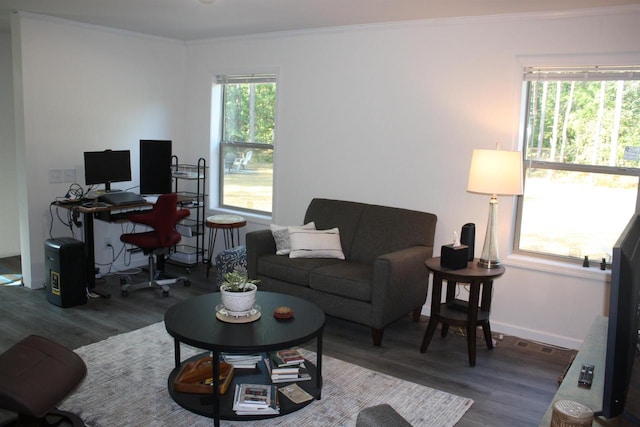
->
[54,200,153,297]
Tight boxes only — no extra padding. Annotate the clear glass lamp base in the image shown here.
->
[478,195,501,269]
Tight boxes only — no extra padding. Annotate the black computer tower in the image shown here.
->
[45,237,87,307]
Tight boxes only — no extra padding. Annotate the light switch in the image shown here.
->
[49,169,63,184]
[64,169,77,183]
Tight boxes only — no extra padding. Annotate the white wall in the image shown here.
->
[10,7,640,348]
[183,7,640,348]
[0,31,20,258]
[12,13,187,287]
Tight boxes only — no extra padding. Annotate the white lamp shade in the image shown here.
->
[467,149,523,196]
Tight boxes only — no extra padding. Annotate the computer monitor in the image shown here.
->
[83,150,132,192]
[139,140,173,195]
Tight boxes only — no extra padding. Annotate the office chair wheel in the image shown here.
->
[184,279,191,287]
[121,289,129,297]
[162,290,169,297]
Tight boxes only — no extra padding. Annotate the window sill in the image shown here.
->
[503,253,611,282]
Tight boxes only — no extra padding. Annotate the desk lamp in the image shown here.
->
[467,148,523,269]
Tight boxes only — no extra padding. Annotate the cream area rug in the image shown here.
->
[60,322,473,426]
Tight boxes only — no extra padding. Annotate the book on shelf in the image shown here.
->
[279,383,314,404]
[264,357,312,383]
[266,356,300,374]
[270,348,305,366]
[239,383,272,406]
[271,369,311,383]
[220,353,262,369]
[232,384,279,415]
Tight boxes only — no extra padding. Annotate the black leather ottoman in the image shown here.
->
[0,335,86,426]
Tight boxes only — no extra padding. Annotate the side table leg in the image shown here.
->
[483,321,494,349]
[420,319,439,353]
[206,229,219,278]
[467,280,481,367]
[467,324,477,367]
[481,280,494,349]
[441,324,450,338]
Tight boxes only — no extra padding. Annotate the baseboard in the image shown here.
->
[419,306,584,350]
[489,321,583,350]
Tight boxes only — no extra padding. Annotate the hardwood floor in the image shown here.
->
[0,258,575,426]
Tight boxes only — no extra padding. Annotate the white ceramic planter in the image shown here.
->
[220,283,257,315]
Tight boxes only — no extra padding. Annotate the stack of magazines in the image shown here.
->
[232,384,279,415]
[221,353,262,369]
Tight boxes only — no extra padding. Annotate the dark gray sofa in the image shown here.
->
[247,198,437,346]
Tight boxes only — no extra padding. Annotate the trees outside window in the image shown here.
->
[516,66,640,264]
[217,74,276,214]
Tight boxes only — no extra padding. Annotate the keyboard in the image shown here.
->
[97,192,147,206]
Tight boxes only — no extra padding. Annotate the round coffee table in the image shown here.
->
[164,292,325,426]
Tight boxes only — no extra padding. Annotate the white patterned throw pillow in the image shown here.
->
[288,227,345,259]
[270,222,316,255]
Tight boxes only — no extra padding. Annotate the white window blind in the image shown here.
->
[524,66,640,82]
[216,74,276,85]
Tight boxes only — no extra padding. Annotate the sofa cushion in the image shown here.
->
[270,222,315,255]
[350,204,437,264]
[303,199,365,259]
[289,227,345,259]
[257,254,343,287]
[309,261,373,302]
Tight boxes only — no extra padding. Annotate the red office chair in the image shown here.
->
[119,193,190,297]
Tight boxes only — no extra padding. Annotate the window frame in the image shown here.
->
[514,65,640,264]
[215,73,277,216]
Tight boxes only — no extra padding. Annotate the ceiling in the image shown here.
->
[0,0,638,41]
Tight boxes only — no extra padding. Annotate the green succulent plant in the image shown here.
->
[221,266,260,292]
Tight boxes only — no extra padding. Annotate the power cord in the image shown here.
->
[49,202,74,238]
[64,183,85,200]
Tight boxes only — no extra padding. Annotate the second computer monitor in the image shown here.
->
[140,140,172,195]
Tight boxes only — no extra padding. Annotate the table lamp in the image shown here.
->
[467,148,523,268]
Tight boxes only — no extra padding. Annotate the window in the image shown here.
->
[516,66,640,264]
[217,74,276,214]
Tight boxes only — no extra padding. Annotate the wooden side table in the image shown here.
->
[420,257,505,366]
[205,214,247,277]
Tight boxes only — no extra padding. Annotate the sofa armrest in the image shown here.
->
[246,229,276,279]
[370,246,432,328]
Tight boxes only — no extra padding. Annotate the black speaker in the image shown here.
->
[461,223,475,261]
[45,238,87,308]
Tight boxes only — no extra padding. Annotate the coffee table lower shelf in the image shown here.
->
[167,352,322,421]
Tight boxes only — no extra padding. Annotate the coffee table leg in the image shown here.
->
[212,350,220,427]
[174,338,181,368]
[316,332,323,400]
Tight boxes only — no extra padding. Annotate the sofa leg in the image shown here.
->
[372,328,384,346]
[412,308,422,322]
